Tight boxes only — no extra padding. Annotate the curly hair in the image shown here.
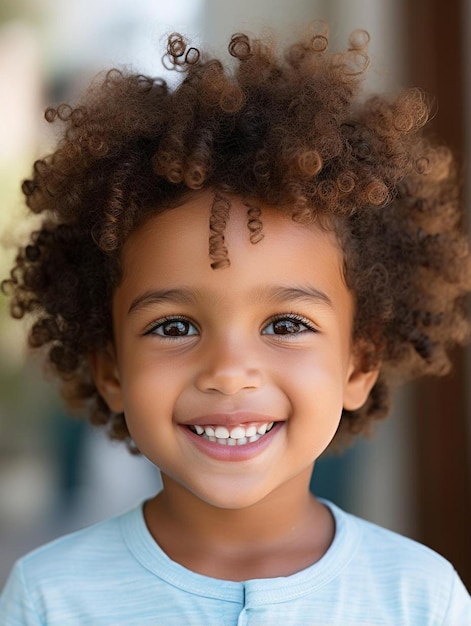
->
[2,24,471,448]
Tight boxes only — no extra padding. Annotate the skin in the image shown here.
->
[92,189,378,580]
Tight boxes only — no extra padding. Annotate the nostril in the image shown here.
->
[195,369,262,395]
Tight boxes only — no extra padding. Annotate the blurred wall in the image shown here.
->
[405,0,471,587]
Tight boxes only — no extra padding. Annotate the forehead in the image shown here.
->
[126,191,341,261]
[117,191,350,314]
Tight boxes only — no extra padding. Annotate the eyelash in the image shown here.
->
[143,316,199,338]
[262,313,318,336]
[143,313,318,338]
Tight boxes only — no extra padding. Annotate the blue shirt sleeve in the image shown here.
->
[442,569,471,626]
[0,561,43,626]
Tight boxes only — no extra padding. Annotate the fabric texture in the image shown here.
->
[0,500,469,625]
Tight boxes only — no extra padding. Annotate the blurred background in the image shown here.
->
[0,0,470,591]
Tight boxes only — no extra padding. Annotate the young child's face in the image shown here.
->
[93,190,377,509]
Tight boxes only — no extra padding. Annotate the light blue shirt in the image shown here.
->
[0,500,469,625]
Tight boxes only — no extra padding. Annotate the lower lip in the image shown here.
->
[180,422,283,462]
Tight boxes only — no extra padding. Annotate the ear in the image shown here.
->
[343,358,380,412]
[88,345,124,413]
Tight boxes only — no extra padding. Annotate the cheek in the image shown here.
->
[119,343,186,396]
[118,360,181,430]
[279,343,347,398]
[280,349,346,437]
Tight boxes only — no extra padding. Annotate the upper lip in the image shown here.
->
[180,412,281,427]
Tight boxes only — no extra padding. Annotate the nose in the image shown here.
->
[194,337,263,395]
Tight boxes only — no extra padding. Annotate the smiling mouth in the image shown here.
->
[187,422,275,446]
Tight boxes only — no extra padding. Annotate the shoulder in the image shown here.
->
[343,506,455,572]
[26,508,130,565]
[5,505,141,591]
[0,505,147,624]
[325,499,453,567]
[323,500,471,623]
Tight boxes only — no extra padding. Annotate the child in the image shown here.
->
[1,24,470,625]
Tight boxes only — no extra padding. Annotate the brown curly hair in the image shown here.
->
[2,24,471,448]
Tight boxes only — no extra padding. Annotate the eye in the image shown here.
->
[145,316,199,338]
[262,314,317,336]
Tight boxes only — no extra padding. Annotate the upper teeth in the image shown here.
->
[191,422,274,445]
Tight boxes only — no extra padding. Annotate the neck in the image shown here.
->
[144,466,335,580]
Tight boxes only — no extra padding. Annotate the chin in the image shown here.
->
[192,485,275,511]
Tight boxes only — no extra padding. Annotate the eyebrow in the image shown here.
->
[263,286,333,307]
[128,289,197,314]
[128,284,332,315]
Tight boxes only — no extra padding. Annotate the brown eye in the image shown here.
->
[262,315,316,336]
[147,317,198,337]
[272,319,304,334]
[162,320,191,336]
